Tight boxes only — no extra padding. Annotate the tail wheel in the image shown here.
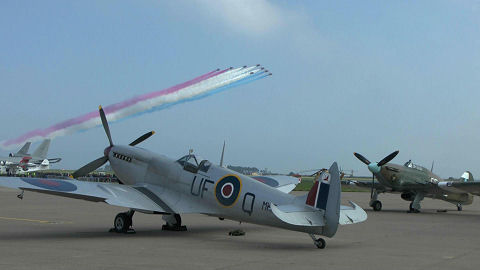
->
[314,238,326,249]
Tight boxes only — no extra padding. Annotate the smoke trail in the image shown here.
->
[1,65,270,149]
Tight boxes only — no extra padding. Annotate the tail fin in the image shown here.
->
[305,162,341,237]
[460,171,474,182]
[15,142,31,156]
[32,139,51,159]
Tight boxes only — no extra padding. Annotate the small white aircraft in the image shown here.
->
[0,106,366,249]
[0,139,61,175]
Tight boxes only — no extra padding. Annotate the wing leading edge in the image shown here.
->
[438,181,480,196]
[0,177,169,213]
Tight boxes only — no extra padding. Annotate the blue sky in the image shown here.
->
[1,1,479,177]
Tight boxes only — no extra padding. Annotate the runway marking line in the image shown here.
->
[0,216,73,224]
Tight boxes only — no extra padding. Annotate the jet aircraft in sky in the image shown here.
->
[353,151,480,212]
[0,106,366,249]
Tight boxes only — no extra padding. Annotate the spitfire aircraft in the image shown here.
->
[0,106,366,249]
[353,151,480,213]
[0,139,61,175]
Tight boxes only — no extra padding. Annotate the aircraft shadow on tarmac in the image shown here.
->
[364,208,480,218]
[0,225,266,240]
[0,224,353,250]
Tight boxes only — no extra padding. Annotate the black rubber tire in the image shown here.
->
[372,200,382,211]
[174,214,182,226]
[315,238,326,249]
[114,213,131,233]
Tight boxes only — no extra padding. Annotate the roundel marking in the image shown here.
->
[215,174,242,207]
[20,178,77,192]
[221,183,234,198]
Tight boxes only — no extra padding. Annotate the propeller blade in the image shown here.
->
[129,131,155,146]
[72,156,108,178]
[377,150,399,166]
[354,152,371,165]
[99,105,113,146]
[370,173,375,199]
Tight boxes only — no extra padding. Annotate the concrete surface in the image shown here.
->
[0,187,479,270]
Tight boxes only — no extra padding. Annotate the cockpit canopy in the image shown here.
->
[404,160,413,168]
[404,160,428,172]
[177,154,212,173]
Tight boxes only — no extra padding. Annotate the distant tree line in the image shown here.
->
[227,165,259,175]
[226,165,274,175]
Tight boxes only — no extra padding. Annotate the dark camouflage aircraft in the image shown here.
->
[353,151,480,213]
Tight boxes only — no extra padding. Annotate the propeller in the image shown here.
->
[353,150,399,199]
[72,156,108,178]
[99,105,113,147]
[353,152,370,165]
[72,106,155,178]
[378,151,399,166]
[129,131,155,146]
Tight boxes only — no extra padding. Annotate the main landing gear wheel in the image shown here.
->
[110,210,135,233]
[371,200,382,211]
[162,214,187,231]
[408,202,420,213]
[457,204,463,211]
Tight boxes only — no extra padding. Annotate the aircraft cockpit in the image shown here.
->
[177,154,212,174]
[404,160,428,172]
[404,160,414,168]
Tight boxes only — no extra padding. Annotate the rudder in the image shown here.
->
[32,139,51,159]
[460,171,474,182]
[305,162,341,237]
[15,142,31,156]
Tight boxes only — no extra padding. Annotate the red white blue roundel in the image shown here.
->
[215,175,242,207]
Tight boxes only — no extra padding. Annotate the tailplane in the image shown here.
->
[270,162,366,238]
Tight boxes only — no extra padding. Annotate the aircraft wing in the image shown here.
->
[351,180,388,192]
[0,177,168,213]
[251,175,300,193]
[438,181,480,196]
[0,157,21,164]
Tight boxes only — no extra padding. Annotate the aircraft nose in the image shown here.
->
[104,146,113,157]
[367,163,381,174]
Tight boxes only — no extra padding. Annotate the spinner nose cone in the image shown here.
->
[104,146,113,157]
[368,163,381,174]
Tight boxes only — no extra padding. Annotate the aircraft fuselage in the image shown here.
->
[106,145,324,234]
[375,163,473,205]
